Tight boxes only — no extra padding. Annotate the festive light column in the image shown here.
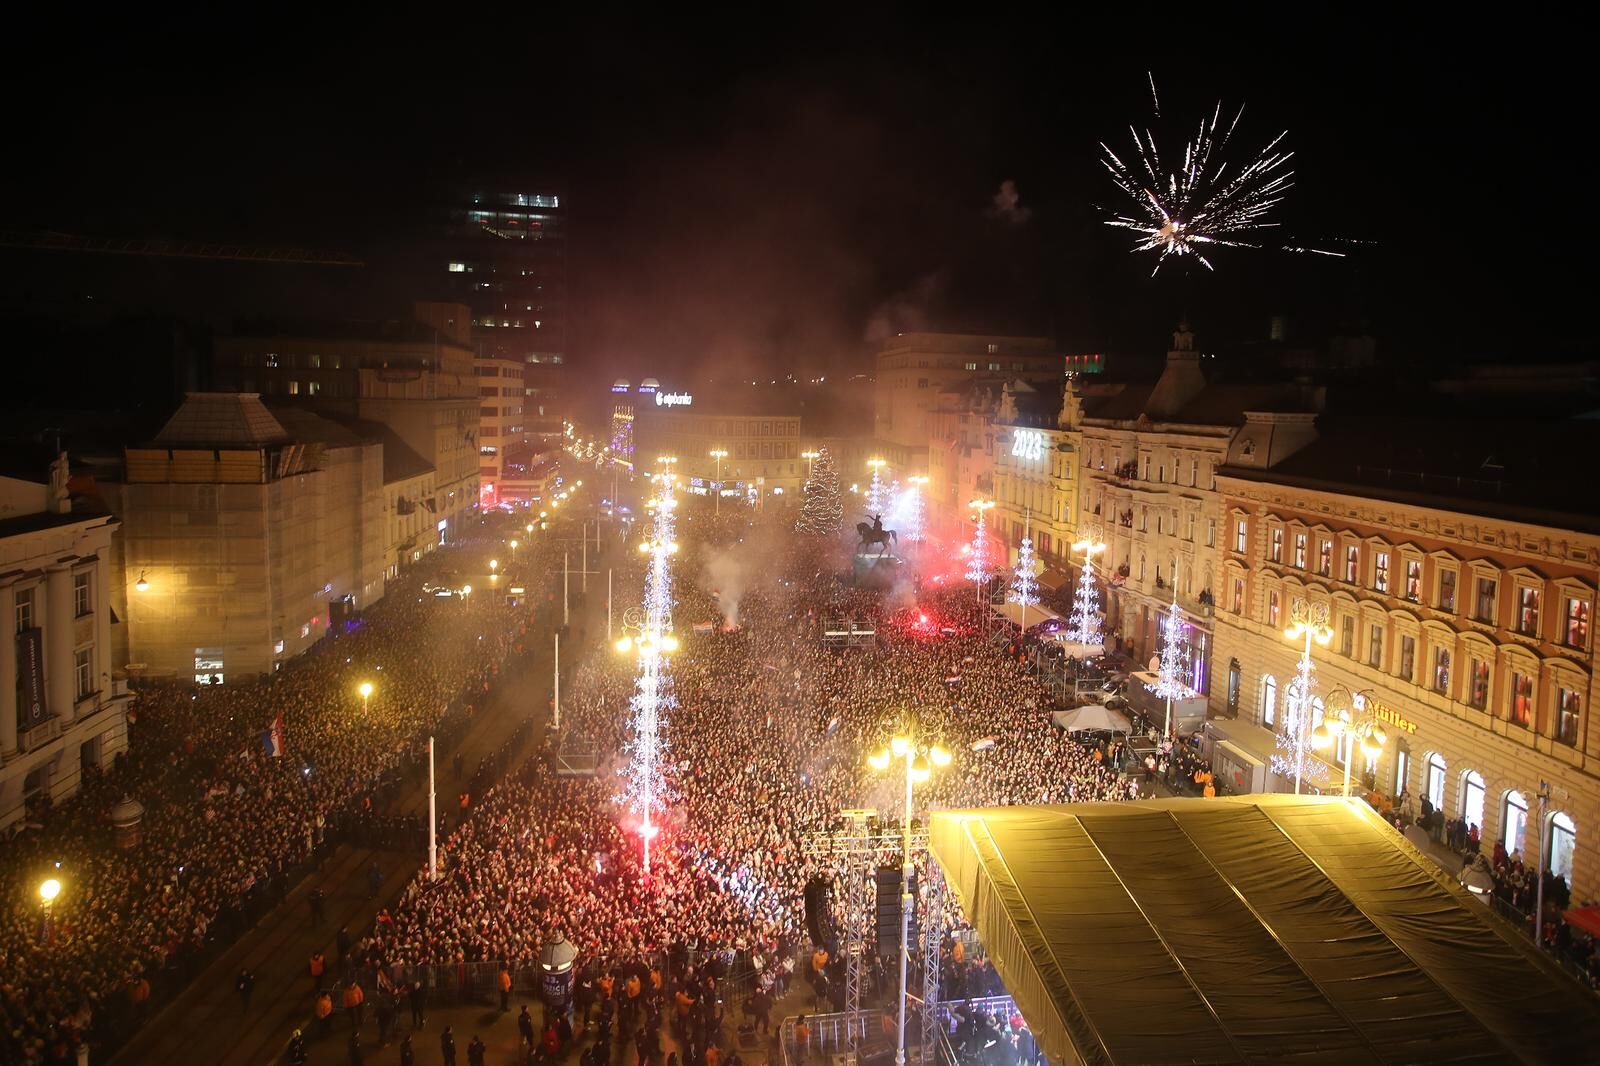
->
[1067,538,1106,646]
[904,475,928,555]
[614,459,682,871]
[1008,512,1040,632]
[1151,596,1195,739]
[967,500,996,607]
[1271,599,1333,794]
[866,458,889,517]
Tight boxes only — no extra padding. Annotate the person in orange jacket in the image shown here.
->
[315,991,334,1038]
[343,981,366,1029]
[499,966,513,1011]
[309,952,326,980]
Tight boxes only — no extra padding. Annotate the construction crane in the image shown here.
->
[0,229,363,266]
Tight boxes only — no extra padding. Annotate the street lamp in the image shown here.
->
[38,878,60,944]
[510,539,519,562]
[709,449,728,514]
[1282,599,1334,794]
[359,681,374,715]
[867,733,952,1066]
[1312,687,1388,799]
[490,559,499,572]
[134,571,149,593]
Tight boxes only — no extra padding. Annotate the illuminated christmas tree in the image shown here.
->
[1151,596,1194,736]
[966,505,995,585]
[1008,535,1040,627]
[797,446,844,537]
[1066,543,1103,646]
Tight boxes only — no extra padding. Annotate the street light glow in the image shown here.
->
[39,879,60,904]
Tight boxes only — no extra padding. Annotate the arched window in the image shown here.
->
[1425,752,1447,811]
[1227,659,1241,714]
[1393,741,1411,798]
[1261,674,1278,728]
[1549,812,1577,883]
[1460,770,1486,833]
[1503,790,1529,857]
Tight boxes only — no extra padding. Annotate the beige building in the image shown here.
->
[873,334,1062,471]
[114,394,386,680]
[1,455,130,829]
[1212,413,1600,900]
[637,400,805,504]
[213,301,479,540]
[989,382,1080,586]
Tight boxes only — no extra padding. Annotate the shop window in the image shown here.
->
[1564,596,1591,648]
[1508,670,1534,728]
[1373,551,1390,593]
[1261,674,1278,729]
[1468,656,1491,709]
[1557,687,1582,746]
[1317,538,1332,578]
[1404,560,1422,602]
[1425,752,1447,811]
[1549,812,1577,884]
[1503,791,1529,856]
[1438,569,1457,613]
[1460,770,1486,834]
[1433,646,1451,694]
[1293,533,1307,569]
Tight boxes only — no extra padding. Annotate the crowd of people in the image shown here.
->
[0,536,544,1064]
[355,509,1133,1031]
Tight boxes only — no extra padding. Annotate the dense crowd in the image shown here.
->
[368,515,1131,1007]
[0,538,541,1065]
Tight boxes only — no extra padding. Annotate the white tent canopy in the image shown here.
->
[1051,704,1133,733]
[992,602,1064,629]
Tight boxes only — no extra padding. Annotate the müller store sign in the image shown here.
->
[1363,696,1418,735]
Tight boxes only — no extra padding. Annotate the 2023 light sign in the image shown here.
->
[1011,429,1046,463]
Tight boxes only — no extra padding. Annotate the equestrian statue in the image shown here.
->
[856,514,897,556]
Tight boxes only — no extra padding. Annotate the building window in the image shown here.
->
[287,380,300,396]
[1474,576,1497,624]
[1344,545,1359,583]
[1433,646,1451,694]
[1186,513,1195,542]
[1317,538,1332,578]
[448,262,467,272]
[307,381,321,396]
[1340,616,1355,657]
[1557,687,1582,746]
[987,343,999,354]
[1394,744,1411,798]
[1368,623,1384,668]
[73,571,91,617]
[307,353,322,369]
[1461,770,1486,835]
[1207,519,1216,548]
[1261,674,1278,728]
[1398,634,1415,681]
[1508,670,1534,728]
[1468,656,1491,708]
[1234,520,1247,553]
[1404,560,1422,601]
[1549,812,1577,884]
[1293,533,1307,569]
[1439,569,1457,613]
[1267,591,1281,628]
[1503,791,1529,856]
[74,648,93,700]
[265,352,279,368]
[14,588,33,632]
[1564,597,1591,648]
[1227,659,1241,714]
[1373,551,1390,593]
[1231,577,1244,614]
[1516,586,1541,637]
[1425,753,1447,811]
[1269,528,1283,563]
[963,362,977,371]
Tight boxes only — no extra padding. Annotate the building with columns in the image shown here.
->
[989,381,1080,587]
[1212,413,1600,900]
[1,454,130,829]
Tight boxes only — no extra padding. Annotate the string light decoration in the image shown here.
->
[903,475,929,545]
[1066,538,1105,646]
[866,458,889,518]
[1150,596,1195,737]
[1008,534,1040,629]
[796,446,844,536]
[966,501,996,600]
[614,461,683,870]
[1269,599,1333,794]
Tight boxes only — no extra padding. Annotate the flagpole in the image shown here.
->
[428,736,438,881]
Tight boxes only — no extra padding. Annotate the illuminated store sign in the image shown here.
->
[1011,429,1046,462]
[655,392,693,407]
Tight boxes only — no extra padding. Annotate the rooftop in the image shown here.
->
[152,393,289,447]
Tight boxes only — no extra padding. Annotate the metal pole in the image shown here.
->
[1535,782,1549,946]
[897,754,912,1066]
[563,550,570,627]
[428,736,438,881]
[1342,744,1353,800]
[607,568,613,641]
[554,632,561,733]
[715,456,721,515]
[583,532,588,593]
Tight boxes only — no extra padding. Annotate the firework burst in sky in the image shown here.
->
[1101,77,1342,274]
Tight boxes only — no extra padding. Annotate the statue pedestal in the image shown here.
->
[851,552,902,589]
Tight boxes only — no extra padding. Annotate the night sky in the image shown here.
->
[2,17,1587,391]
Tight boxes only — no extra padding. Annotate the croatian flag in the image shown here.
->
[263,713,286,757]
